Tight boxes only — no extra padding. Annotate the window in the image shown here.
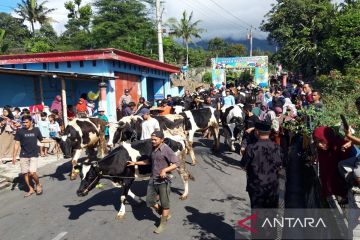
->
[43,63,47,69]
[23,64,27,69]
[11,64,15,68]
[55,62,59,69]
[67,62,71,68]
[129,64,132,70]
[80,61,84,67]
[92,60,97,67]
[113,61,115,67]
[124,63,127,69]
[118,61,121,68]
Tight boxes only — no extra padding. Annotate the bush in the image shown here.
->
[202,71,212,84]
[284,69,360,136]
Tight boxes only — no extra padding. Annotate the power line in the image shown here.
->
[207,0,252,28]
[181,0,247,32]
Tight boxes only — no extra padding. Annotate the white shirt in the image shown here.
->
[141,118,160,140]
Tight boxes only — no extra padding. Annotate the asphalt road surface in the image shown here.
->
[0,136,250,240]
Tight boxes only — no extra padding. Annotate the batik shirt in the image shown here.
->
[240,139,283,195]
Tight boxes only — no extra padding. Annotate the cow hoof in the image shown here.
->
[115,214,125,220]
[179,195,188,200]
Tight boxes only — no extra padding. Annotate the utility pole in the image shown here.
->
[248,25,254,57]
[156,0,164,62]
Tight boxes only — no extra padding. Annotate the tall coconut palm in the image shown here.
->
[15,0,55,35]
[168,11,204,67]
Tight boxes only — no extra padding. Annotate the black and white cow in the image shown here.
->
[180,107,220,165]
[75,137,194,219]
[57,118,107,180]
[109,114,195,162]
[108,114,186,145]
[221,105,245,151]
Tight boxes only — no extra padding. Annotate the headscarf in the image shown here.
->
[283,98,297,117]
[76,98,88,113]
[259,102,268,121]
[51,95,62,114]
[313,126,350,197]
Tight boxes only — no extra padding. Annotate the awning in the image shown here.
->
[0,67,115,81]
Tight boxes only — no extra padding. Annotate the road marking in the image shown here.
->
[52,232,67,240]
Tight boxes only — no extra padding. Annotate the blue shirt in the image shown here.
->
[36,120,50,138]
[223,95,235,106]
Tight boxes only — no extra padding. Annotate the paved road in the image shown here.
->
[0,137,250,240]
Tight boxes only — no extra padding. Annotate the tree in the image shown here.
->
[163,37,184,65]
[0,13,31,53]
[208,37,227,57]
[64,0,92,33]
[59,0,93,50]
[91,0,157,57]
[261,0,336,78]
[24,23,58,53]
[15,0,55,35]
[225,44,247,57]
[323,1,360,71]
[168,11,205,67]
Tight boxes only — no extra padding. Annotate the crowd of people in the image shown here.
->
[1,79,360,235]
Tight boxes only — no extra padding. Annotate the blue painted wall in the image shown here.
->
[1,59,175,122]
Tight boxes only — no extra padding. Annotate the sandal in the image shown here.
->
[24,191,35,198]
[36,185,43,195]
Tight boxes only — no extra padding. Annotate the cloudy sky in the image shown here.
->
[1,0,343,40]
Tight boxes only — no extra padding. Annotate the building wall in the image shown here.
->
[0,74,36,107]
[1,59,173,122]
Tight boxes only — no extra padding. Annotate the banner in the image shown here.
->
[255,67,269,88]
[212,69,226,89]
[211,56,269,88]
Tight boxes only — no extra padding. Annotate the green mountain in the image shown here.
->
[190,37,275,53]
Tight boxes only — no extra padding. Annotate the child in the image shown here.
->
[36,112,50,157]
[48,114,61,155]
[97,107,109,141]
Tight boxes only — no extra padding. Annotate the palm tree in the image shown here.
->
[168,11,204,67]
[15,0,55,35]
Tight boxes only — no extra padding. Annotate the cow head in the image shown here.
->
[113,116,142,144]
[75,161,100,197]
[56,125,80,159]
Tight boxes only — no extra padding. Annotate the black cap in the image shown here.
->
[151,131,164,139]
[255,120,271,133]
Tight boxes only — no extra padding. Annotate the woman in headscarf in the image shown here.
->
[313,126,353,199]
[0,107,17,163]
[283,98,297,117]
[76,98,88,118]
[51,95,62,115]
[259,102,269,121]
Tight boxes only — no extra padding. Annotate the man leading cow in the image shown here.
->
[127,130,179,234]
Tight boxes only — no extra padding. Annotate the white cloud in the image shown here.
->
[11,0,344,40]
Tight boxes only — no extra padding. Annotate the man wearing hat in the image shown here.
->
[97,107,109,141]
[139,108,160,140]
[240,120,283,209]
[118,89,133,118]
[127,130,179,234]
